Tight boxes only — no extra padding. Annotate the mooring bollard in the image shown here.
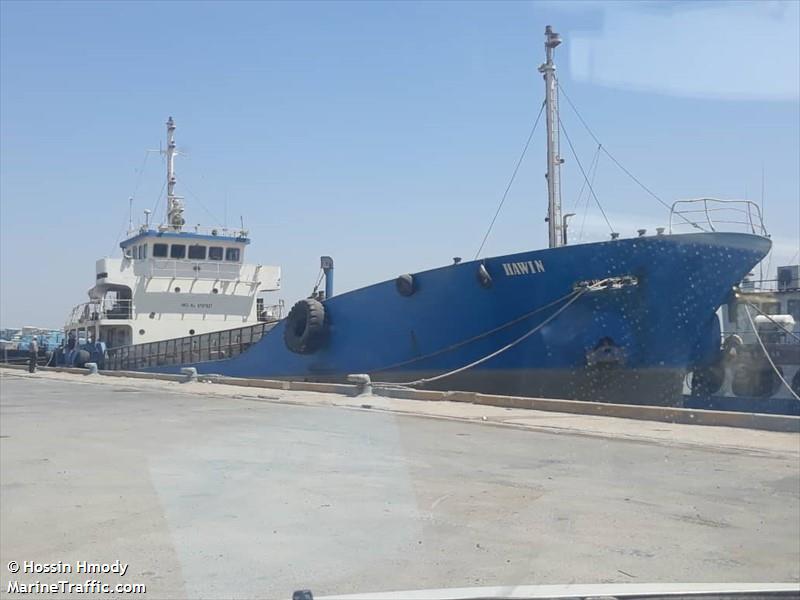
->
[85,362,98,375]
[180,367,198,383]
[347,373,372,397]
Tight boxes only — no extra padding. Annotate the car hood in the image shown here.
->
[315,582,800,600]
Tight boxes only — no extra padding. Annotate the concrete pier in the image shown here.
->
[1,370,798,598]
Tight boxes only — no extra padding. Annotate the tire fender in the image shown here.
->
[284,298,327,354]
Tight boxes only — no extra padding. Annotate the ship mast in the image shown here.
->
[165,116,185,231]
[539,25,563,248]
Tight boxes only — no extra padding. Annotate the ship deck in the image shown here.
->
[1,369,798,598]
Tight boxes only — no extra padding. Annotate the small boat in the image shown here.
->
[72,26,772,406]
[685,265,800,415]
[62,117,284,366]
[1,327,64,365]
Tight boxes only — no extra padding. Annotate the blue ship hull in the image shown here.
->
[140,232,770,404]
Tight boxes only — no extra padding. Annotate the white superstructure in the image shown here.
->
[64,118,282,348]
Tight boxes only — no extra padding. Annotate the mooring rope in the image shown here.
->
[743,305,800,402]
[374,281,606,388]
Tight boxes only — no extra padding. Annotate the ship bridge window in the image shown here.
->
[141,244,147,259]
[225,248,240,262]
[188,245,206,260]
[153,243,168,258]
[209,246,223,261]
[170,244,186,259]
[761,301,781,315]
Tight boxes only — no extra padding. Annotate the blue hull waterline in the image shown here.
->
[128,231,770,404]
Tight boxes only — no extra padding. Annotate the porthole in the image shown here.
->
[174,287,181,293]
[189,329,195,335]
[212,288,219,294]
[149,312,155,319]
[138,329,145,335]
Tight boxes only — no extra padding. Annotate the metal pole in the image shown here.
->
[165,117,184,231]
[321,256,334,299]
[539,25,563,249]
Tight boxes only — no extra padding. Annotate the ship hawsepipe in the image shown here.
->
[123,231,770,404]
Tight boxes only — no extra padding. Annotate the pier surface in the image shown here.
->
[1,370,798,598]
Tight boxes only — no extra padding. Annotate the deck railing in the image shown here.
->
[145,260,256,281]
[67,299,133,324]
[669,198,767,236]
[105,321,277,371]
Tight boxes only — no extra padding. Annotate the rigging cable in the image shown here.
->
[744,302,800,343]
[148,178,168,228]
[311,269,325,296]
[558,114,613,233]
[558,84,704,232]
[743,305,800,402]
[474,100,546,259]
[180,178,226,228]
[372,287,587,375]
[579,145,602,241]
[130,150,153,200]
[571,143,601,211]
[110,150,154,256]
[374,281,608,388]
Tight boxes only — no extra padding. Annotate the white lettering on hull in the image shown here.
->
[501,260,545,277]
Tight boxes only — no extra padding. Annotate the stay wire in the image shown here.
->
[130,150,151,200]
[180,178,225,228]
[474,100,546,260]
[571,144,601,211]
[558,115,613,233]
[311,269,325,295]
[579,147,602,241]
[110,150,155,256]
[149,178,168,226]
[558,84,704,232]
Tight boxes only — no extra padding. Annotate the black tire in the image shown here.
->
[689,365,725,396]
[73,349,91,368]
[396,274,415,296]
[284,298,327,354]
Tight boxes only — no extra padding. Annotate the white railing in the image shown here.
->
[146,260,257,282]
[128,225,249,239]
[739,278,792,292]
[67,299,133,324]
[180,225,249,238]
[669,198,767,236]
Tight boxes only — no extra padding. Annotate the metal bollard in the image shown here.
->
[347,373,372,397]
[85,362,98,375]
[180,367,198,383]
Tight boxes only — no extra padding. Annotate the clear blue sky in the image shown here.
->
[1,0,798,328]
